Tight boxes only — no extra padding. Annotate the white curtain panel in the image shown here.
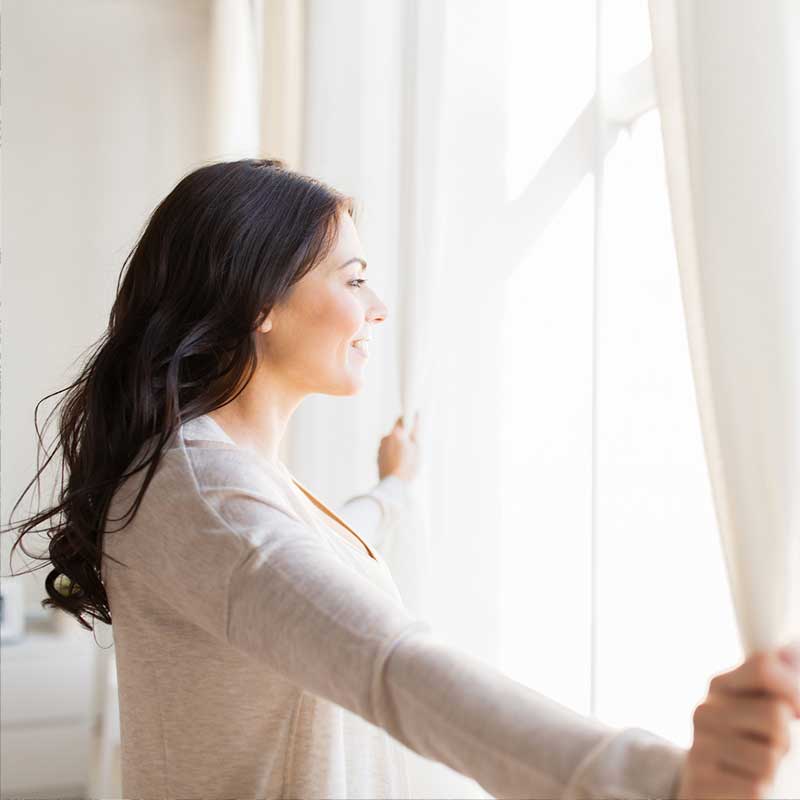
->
[207,0,304,168]
[206,0,260,160]
[256,0,305,169]
[648,0,800,790]
[375,0,445,638]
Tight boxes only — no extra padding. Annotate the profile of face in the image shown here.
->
[257,211,388,397]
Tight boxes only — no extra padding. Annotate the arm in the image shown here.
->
[156,451,687,799]
[337,474,411,553]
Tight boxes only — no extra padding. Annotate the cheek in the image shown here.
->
[317,287,363,341]
[296,287,363,359]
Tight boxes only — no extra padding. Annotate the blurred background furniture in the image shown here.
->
[87,643,122,799]
[0,615,95,799]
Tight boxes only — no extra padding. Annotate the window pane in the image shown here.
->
[500,0,595,716]
[497,174,595,715]
[505,0,595,202]
[601,0,652,78]
[596,109,739,748]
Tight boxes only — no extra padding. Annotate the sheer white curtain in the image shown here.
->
[649,0,800,791]
[353,0,445,626]
[206,0,259,160]
[206,0,304,168]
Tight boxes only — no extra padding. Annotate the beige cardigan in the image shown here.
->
[101,413,687,799]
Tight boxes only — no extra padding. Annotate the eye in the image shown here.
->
[348,278,368,289]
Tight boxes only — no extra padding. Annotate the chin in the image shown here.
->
[321,372,366,396]
[341,376,365,396]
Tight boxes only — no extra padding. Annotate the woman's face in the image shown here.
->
[259,211,388,396]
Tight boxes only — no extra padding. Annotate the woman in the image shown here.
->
[6,158,799,799]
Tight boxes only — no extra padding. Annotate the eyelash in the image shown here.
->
[349,279,368,288]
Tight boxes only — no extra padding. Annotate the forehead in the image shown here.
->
[327,212,366,267]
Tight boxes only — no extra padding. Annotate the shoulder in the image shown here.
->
[179,439,276,492]
[171,439,304,536]
[109,432,303,546]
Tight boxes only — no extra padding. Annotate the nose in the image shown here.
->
[366,290,388,325]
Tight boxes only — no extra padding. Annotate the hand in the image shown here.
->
[676,640,800,799]
[377,412,420,482]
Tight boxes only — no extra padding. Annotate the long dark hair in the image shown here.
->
[2,158,355,632]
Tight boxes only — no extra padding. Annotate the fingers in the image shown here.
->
[688,760,770,800]
[390,416,405,439]
[710,649,800,718]
[393,411,421,441]
[697,694,793,751]
[692,729,781,780]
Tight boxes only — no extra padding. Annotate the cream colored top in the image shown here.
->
[101,413,687,799]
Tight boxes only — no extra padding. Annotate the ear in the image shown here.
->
[257,309,274,334]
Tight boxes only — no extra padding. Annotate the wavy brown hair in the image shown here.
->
[2,158,355,632]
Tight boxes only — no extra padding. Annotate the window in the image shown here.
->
[497,0,739,749]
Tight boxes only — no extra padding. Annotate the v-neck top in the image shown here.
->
[100,412,687,800]
[200,414,380,562]
[282,468,378,561]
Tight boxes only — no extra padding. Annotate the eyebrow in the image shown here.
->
[337,257,367,271]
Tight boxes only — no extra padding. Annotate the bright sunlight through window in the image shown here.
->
[497,0,740,751]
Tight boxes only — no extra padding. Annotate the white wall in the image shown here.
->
[2,0,212,616]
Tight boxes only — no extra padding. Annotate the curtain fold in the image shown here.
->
[377,0,444,631]
[206,0,304,169]
[377,2,512,796]
[648,0,800,790]
[207,0,259,160]
[256,0,305,168]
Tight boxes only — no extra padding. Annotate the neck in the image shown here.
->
[207,372,306,465]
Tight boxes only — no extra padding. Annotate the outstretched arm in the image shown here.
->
[227,494,687,799]
[151,448,687,800]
